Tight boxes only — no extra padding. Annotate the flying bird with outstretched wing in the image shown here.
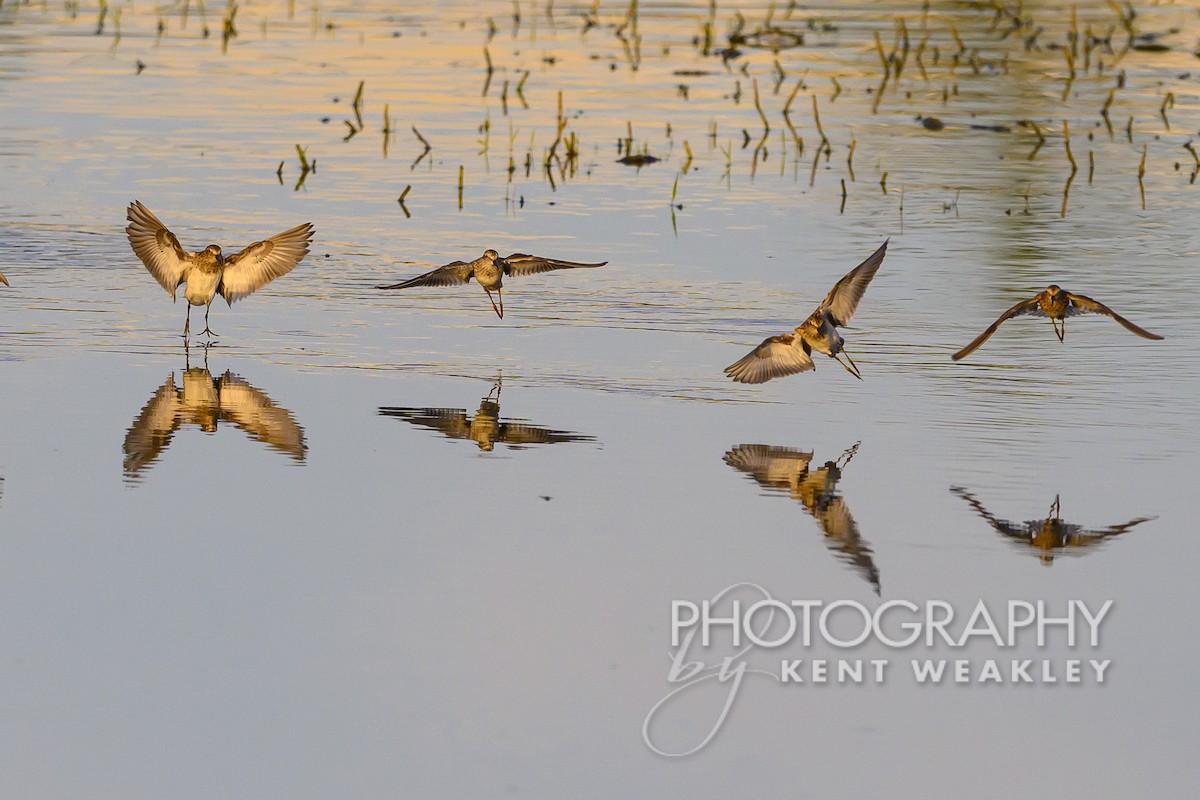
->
[951,285,1162,361]
[377,249,607,318]
[725,240,888,383]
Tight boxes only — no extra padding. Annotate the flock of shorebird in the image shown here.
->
[8,202,1165,378]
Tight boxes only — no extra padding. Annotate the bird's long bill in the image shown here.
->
[0,270,8,286]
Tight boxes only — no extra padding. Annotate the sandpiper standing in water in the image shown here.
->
[725,240,888,383]
[126,201,314,339]
[377,249,607,318]
[951,284,1163,361]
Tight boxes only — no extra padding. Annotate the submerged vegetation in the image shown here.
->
[12,0,1198,224]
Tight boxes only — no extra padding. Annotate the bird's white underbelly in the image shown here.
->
[184,270,222,306]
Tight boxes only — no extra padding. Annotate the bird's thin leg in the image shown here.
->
[1053,318,1065,342]
[485,289,503,319]
[200,304,218,337]
[183,306,191,339]
[837,442,861,470]
[835,347,863,380]
[498,288,504,319]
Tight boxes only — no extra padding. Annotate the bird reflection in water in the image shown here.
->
[123,354,307,482]
[379,381,595,452]
[723,442,881,595]
[950,487,1153,564]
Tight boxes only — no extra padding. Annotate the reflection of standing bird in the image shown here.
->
[951,285,1162,361]
[950,486,1152,564]
[123,368,307,480]
[725,241,887,383]
[126,201,314,338]
[724,443,880,594]
[376,249,607,319]
[379,382,595,452]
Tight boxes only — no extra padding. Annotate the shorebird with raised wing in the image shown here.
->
[376,249,607,318]
[951,284,1163,361]
[126,200,314,339]
[725,240,888,383]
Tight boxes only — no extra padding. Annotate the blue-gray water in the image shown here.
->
[1,1,1198,796]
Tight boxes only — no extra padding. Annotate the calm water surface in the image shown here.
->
[1,1,1198,797]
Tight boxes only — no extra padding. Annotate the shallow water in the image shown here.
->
[2,1,1199,797]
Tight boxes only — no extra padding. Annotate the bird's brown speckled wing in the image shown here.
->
[818,239,888,326]
[1064,292,1164,340]
[496,421,595,447]
[950,296,1042,361]
[723,444,815,491]
[122,373,183,479]
[219,222,314,304]
[724,333,815,384]
[378,406,473,440]
[377,260,476,290]
[126,201,191,299]
[815,497,881,595]
[501,253,608,277]
[950,486,1024,537]
[1065,516,1155,548]
[217,372,307,462]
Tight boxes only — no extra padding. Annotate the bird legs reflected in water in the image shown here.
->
[950,486,1153,565]
[182,335,216,364]
[724,441,879,595]
[484,376,501,404]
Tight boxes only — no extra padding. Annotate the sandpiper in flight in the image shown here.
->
[376,249,607,318]
[951,284,1163,361]
[725,240,888,383]
[126,200,314,338]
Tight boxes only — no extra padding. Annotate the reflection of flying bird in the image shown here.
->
[123,368,307,480]
[724,442,880,594]
[379,383,595,452]
[376,249,607,319]
[725,240,887,383]
[951,285,1163,361]
[950,487,1152,564]
[126,201,314,338]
